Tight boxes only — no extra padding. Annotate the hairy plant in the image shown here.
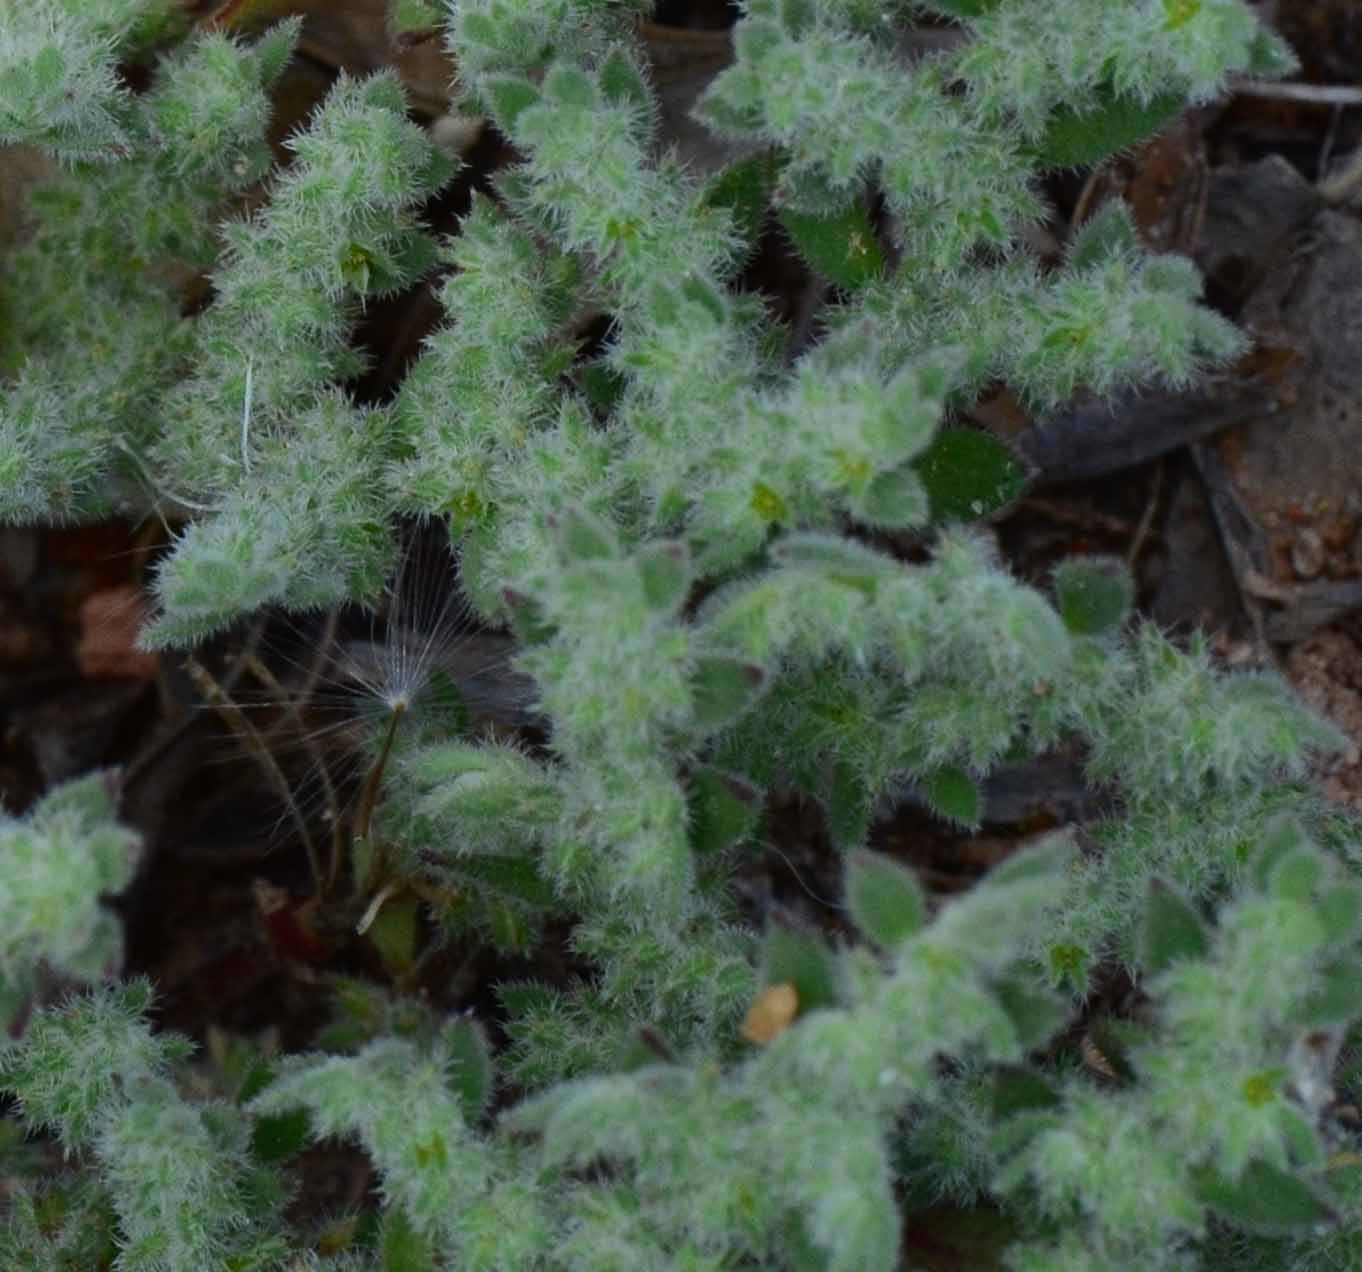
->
[4,0,1361,1268]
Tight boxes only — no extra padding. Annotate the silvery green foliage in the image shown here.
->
[448,0,647,88]
[499,838,1071,1271]
[140,71,455,645]
[14,828,1358,1268]
[147,391,402,646]
[390,0,444,38]
[230,841,1066,1268]
[249,1036,555,1265]
[0,772,139,999]
[136,96,453,644]
[4,0,1362,1266]
[0,1173,121,1271]
[1038,628,1346,983]
[0,0,180,163]
[386,195,590,586]
[1,20,451,624]
[0,983,290,1270]
[150,70,452,503]
[0,20,300,523]
[998,818,1362,1268]
[847,198,1248,412]
[950,0,1298,130]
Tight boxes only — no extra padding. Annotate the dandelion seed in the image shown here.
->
[186,523,536,886]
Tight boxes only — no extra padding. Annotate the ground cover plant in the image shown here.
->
[5,0,1362,1267]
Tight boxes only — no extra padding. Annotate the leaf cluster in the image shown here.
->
[3,0,1357,1267]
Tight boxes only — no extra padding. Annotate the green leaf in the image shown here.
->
[445,853,557,910]
[1066,201,1139,272]
[697,91,766,138]
[691,657,767,729]
[775,1209,829,1272]
[734,16,785,63]
[236,1055,313,1166]
[645,282,681,328]
[913,427,1030,523]
[1249,815,1311,891]
[687,766,762,855]
[825,755,874,849]
[235,1057,276,1106]
[318,977,390,1052]
[598,47,651,118]
[764,920,839,1013]
[681,273,729,326]
[992,974,1066,1049]
[778,0,816,36]
[459,11,499,46]
[769,533,897,593]
[32,44,66,94]
[1191,1159,1338,1236]
[1298,956,1362,1028]
[555,508,617,562]
[251,1107,312,1163]
[483,75,541,135]
[442,1016,493,1121]
[255,17,303,86]
[390,0,441,33]
[749,478,789,525]
[1053,555,1134,636]
[579,361,628,414]
[702,151,781,251]
[637,541,691,614]
[985,834,1073,890]
[845,850,925,949]
[1025,84,1185,171]
[378,1204,438,1271]
[1047,941,1089,990]
[419,667,473,735]
[615,1026,677,1072]
[991,1065,1062,1119]
[1245,28,1300,79]
[779,200,885,290]
[493,165,532,207]
[485,901,534,951]
[0,980,186,1151]
[920,765,983,829]
[497,981,559,1021]
[543,65,597,110]
[1317,882,1362,944]
[1266,845,1324,903]
[1140,880,1209,977]
[849,465,931,530]
[501,588,556,646]
[364,892,420,975]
